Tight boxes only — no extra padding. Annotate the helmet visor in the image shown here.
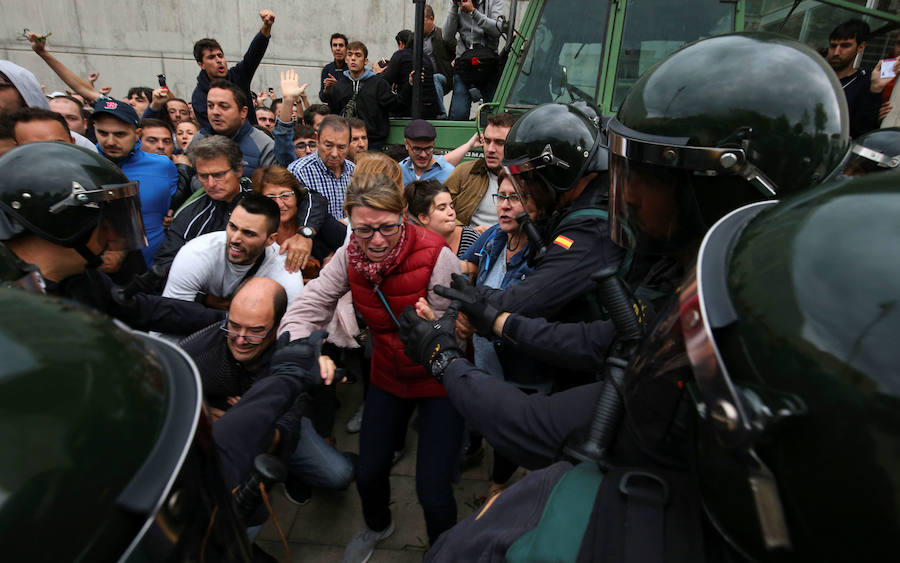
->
[99,193,147,251]
[842,143,900,176]
[49,180,147,251]
[609,153,705,255]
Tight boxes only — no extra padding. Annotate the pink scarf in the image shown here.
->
[347,221,409,286]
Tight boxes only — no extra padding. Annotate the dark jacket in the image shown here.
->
[319,60,348,103]
[191,32,269,131]
[842,68,882,139]
[322,70,402,142]
[171,163,197,212]
[427,27,456,79]
[381,47,441,119]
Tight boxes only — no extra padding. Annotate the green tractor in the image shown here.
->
[387,0,900,154]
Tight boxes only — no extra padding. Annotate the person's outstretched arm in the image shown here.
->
[27,33,101,103]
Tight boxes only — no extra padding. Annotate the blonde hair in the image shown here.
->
[343,173,406,217]
[353,152,403,191]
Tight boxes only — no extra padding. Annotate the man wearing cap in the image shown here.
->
[399,119,454,186]
[91,97,178,268]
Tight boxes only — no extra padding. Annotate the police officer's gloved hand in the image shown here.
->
[398,302,463,379]
[269,330,329,390]
[434,272,501,337]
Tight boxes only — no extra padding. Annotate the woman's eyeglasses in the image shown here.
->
[351,223,403,239]
[266,192,296,201]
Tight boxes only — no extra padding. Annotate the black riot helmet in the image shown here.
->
[677,173,900,561]
[0,141,147,256]
[0,288,252,560]
[607,32,849,256]
[841,127,900,176]
[502,103,605,211]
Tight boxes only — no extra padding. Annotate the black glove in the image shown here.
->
[433,272,501,337]
[269,330,329,390]
[398,302,463,378]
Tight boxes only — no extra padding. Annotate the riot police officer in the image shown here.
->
[400,32,863,561]
[459,102,623,389]
[841,126,900,176]
[0,141,221,334]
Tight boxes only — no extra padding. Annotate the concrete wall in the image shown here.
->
[0,0,473,105]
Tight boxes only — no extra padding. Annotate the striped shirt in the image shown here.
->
[287,153,355,219]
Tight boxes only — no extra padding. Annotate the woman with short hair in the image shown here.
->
[278,172,463,561]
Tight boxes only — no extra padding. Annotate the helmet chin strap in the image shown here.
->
[73,229,104,269]
[75,244,104,269]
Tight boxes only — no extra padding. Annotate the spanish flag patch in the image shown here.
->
[553,235,574,250]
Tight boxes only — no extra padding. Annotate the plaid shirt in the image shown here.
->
[288,153,356,219]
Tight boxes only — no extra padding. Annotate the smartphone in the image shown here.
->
[882,58,897,79]
[157,73,167,88]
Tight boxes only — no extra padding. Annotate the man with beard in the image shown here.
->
[827,19,885,138]
[162,193,303,308]
[445,112,516,229]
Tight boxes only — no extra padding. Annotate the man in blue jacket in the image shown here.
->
[191,9,275,131]
[91,99,177,267]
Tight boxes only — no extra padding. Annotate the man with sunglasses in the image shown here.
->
[162,193,302,309]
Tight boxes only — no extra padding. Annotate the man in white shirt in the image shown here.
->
[163,193,303,307]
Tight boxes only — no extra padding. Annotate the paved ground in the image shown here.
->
[254,361,522,562]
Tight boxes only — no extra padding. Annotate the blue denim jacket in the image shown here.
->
[462,224,533,290]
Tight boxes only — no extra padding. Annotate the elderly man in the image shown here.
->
[288,114,356,219]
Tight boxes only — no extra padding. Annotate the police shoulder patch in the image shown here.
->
[553,235,574,250]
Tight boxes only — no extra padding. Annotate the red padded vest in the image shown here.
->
[348,223,448,398]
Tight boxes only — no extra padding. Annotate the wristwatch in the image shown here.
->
[430,350,462,381]
[298,225,314,238]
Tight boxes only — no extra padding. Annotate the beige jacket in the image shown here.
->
[445,158,491,226]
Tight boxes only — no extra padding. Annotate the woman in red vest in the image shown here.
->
[278,172,463,561]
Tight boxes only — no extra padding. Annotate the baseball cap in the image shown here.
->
[404,119,436,141]
[90,98,139,126]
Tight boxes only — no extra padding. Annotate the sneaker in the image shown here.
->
[283,476,312,506]
[346,403,364,434]
[342,520,395,563]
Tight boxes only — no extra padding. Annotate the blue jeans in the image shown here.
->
[288,417,354,489]
[448,74,498,121]
[356,385,465,544]
[434,73,449,116]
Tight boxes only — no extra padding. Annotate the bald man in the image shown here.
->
[181,277,355,496]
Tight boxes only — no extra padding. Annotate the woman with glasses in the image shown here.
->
[405,179,480,257]
[278,172,463,561]
[456,170,540,496]
[251,165,348,274]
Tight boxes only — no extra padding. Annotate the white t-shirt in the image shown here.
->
[469,171,499,228]
[163,231,303,304]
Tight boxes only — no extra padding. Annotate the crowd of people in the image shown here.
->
[1,6,900,563]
